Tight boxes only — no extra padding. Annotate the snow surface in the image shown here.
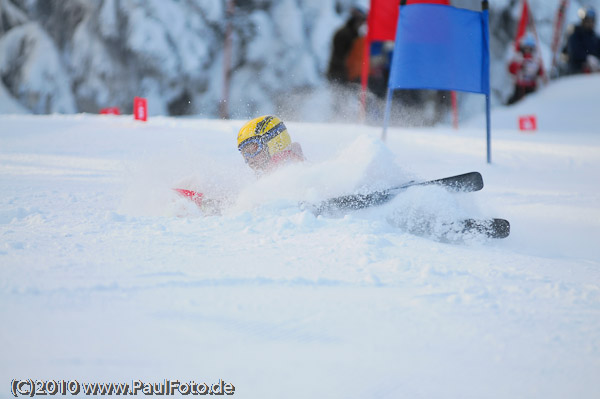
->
[1,75,600,398]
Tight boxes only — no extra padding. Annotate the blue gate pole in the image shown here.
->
[486,94,491,163]
[483,0,491,164]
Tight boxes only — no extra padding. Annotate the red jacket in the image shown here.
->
[509,52,543,88]
[268,142,304,169]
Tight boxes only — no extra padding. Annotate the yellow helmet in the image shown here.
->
[237,115,291,159]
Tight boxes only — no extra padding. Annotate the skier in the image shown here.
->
[565,6,600,74]
[175,116,509,238]
[507,34,544,105]
[174,115,304,213]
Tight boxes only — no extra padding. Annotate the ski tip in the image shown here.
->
[462,218,510,239]
[491,218,510,239]
[466,171,484,192]
[440,171,484,192]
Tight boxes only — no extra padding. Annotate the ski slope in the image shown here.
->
[1,75,599,398]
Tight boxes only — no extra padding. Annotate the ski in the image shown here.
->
[173,188,224,215]
[416,171,484,192]
[410,218,510,243]
[393,217,511,240]
[305,172,483,216]
[173,188,203,207]
[459,218,510,239]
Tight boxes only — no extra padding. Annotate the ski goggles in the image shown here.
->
[238,122,286,159]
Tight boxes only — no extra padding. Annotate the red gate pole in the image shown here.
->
[451,91,458,129]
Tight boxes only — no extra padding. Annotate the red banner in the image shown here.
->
[367,0,450,41]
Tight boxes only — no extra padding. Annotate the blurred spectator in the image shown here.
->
[367,41,394,99]
[327,6,367,85]
[345,34,365,84]
[565,6,600,74]
[507,34,543,105]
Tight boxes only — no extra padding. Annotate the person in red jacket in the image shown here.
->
[507,34,544,105]
[175,115,305,213]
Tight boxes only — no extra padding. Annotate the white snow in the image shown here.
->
[1,74,600,398]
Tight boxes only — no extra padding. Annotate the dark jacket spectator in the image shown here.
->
[327,8,366,85]
[566,6,600,74]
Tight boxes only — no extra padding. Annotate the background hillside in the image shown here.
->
[1,0,599,123]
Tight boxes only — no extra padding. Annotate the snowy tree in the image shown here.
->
[0,0,598,121]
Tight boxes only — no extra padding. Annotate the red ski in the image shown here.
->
[173,188,203,207]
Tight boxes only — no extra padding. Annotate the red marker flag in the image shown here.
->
[519,115,537,132]
[100,107,120,115]
[134,97,147,121]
